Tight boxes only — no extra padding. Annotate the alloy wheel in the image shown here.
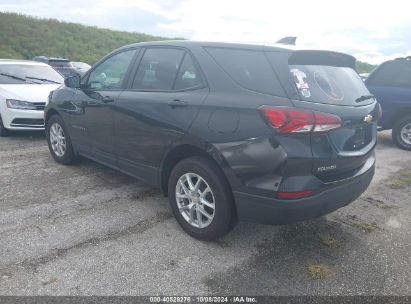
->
[175,173,215,229]
[400,123,411,145]
[49,122,66,157]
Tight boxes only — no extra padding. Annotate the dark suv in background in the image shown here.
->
[45,41,379,240]
[33,56,78,78]
[366,57,411,150]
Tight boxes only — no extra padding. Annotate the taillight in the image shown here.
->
[277,190,314,199]
[313,111,342,132]
[260,106,342,134]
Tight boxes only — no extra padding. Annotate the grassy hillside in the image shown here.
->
[0,12,168,64]
[0,12,377,72]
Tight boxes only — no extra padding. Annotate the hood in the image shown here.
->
[0,83,62,103]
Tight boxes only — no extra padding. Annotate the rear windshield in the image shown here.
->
[288,65,371,106]
[49,60,72,68]
[0,64,64,84]
[205,47,286,97]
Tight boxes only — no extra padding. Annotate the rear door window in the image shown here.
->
[366,60,411,87]
[132,48,185,91]
[205,47,286,97]
[288,65,371,106]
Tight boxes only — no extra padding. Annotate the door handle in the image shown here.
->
[101,96,115,103]
[167,99,188,108]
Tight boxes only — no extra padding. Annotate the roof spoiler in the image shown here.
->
[276,37,297,45]
[289,50,356,69]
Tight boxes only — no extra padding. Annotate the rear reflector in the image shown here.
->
[260,106,342,134]
[277,190,314,199]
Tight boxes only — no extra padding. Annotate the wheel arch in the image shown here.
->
[159,142,235,198]
[44,108,60,126]
[390,107,411,128]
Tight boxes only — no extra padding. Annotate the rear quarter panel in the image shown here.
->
[187,46,304,194]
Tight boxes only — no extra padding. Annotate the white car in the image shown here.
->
[0,60,63,136]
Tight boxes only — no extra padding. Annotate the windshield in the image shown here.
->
[0,64,64,84]
[288,65,372,106]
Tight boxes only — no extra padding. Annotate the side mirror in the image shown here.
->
[64,74,81,88]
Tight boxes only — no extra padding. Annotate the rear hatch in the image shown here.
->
[268,50,378,181]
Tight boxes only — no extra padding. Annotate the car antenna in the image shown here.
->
[276,36,297,45]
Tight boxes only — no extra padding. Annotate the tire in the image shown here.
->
[392,115,411,151]
[0,114,9,137]
[168,156,237,241]
[46,115,77,164]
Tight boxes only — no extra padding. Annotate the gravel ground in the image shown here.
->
[0,130,410,296]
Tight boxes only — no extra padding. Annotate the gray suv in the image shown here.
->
[45,41,379,240]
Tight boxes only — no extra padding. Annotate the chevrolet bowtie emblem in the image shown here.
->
[364,114,373,123]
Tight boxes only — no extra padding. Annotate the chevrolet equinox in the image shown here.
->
[45,41,379,240]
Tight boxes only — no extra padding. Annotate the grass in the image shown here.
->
[353,222,378,233]
[364,197,394,209]
[0,12,170,64]
[306,263,332,279]
[345,214,379,233]
[390,170,411,189]
[377,203,394,209]
[319,234,341,248]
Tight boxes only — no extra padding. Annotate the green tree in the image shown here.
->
[356,61,377,74]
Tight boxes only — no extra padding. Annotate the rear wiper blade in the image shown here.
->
[355,94,375,103]
[0,73,27,82]
[26,76,61,84]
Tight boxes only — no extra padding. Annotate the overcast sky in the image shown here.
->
[1,0,410,64]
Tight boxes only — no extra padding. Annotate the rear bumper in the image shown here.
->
[233,155,375,225]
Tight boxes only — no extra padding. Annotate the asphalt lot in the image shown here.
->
[0,131,410,296]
